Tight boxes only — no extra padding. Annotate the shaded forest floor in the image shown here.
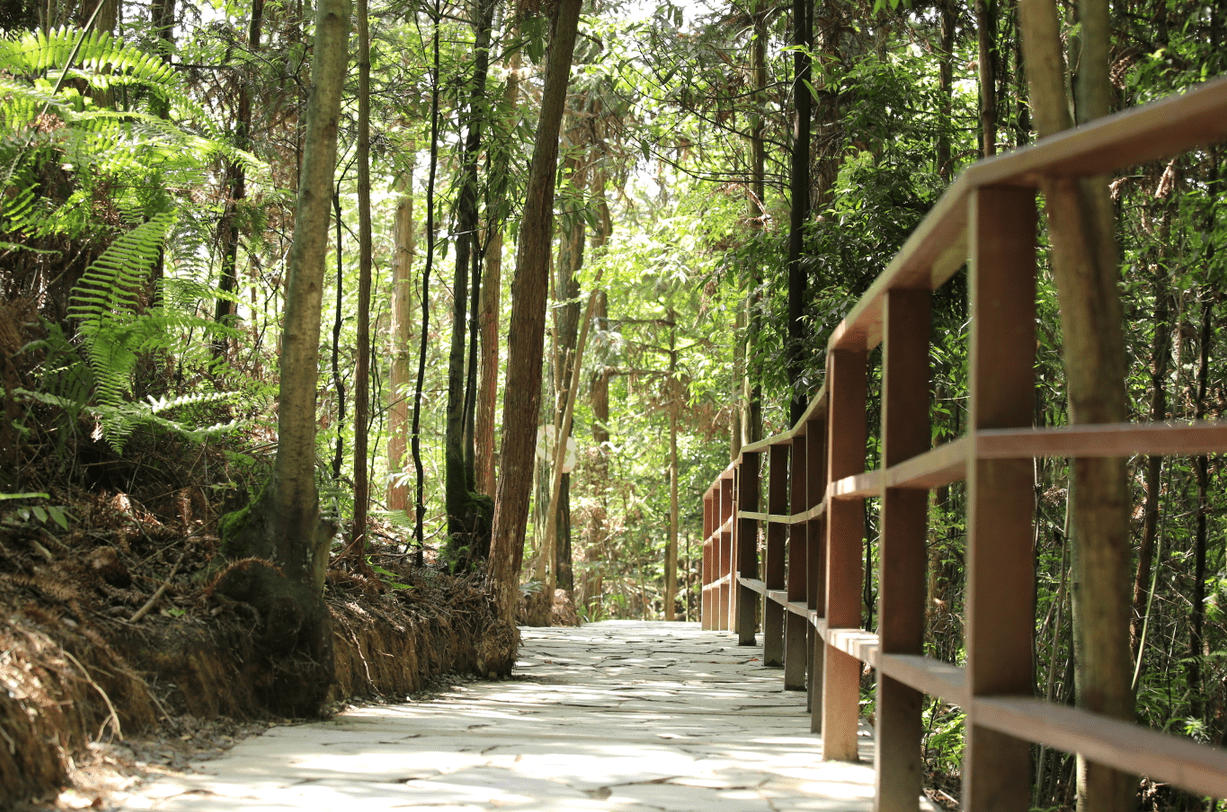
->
[0,430,519,809]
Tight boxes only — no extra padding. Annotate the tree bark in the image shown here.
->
[475,40,521,499]
[413,8,442,555]
[786,0,810,424]
[976,0,998,156]
[1019,1,1134,809]
[387,169,415,514]
[1130,274,1168,653]
[217,0,350,716]
[443,0,496,567]
[487,0,584,622]
[346,0,372,569]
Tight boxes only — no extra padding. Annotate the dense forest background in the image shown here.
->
[1,0,1225,806]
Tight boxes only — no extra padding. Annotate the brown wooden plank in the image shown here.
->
[973,697,1227,800]
[823,348,868,762]
[719,474,735,631]
[962,185,1038,812]
[829,471,881,500]
[824,627,880,666]
[876,288,932,812]
[828,174,971,354]
[967,75,1227,187]
[878,654,968,706]
[976,421,1227,458]
[767,588,789,604]
[786,435,809,690]
[788,601,809,617]
[735,455,759,640]
[885,437,967,489]
[740,578,767,596]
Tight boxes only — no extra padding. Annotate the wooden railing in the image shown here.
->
[700,75,1227,811]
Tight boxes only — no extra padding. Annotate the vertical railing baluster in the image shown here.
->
[823,348,868,761]
[785,434,808,689]
[719,474,734,631]
[808,410,827,733]
[874,288,932,811]
[764,444,789,665]
[962,185,1037,811]
[736,452,760,644]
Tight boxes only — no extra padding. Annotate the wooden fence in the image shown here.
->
[700,75,1227,811]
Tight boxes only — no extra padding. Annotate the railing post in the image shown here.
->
[963,185,1037,811]
[706,490,716,628]
[763,444,789,666]
[736,451,760,644]
[807,412,827,732]
[822,347,867,761]
[719,473,735,630]
[785,434,808,689]
[874,287,932,811]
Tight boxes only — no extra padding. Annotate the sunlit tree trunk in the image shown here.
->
[976,0,998,156]
[387,168,415,514]
[444,0,496,567]
[665,309,678,620]
[476,40,521,499]
[217,0,351,714]
[1020,1,1134,809]
[346,0,373,569]
[786,0,811,424]
[488,0,584,622]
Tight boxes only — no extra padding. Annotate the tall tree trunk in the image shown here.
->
[413,6,442,555]
[552,151,586,593]
[1020,2,1134,810]
[217,0,350,715]
[1188,294,1212,718]
[487,0,584,622]
[742,0,767,447]
[665,310,678,620]
[976,0,998,156]
[786,0,810,424]
[387,168,415,514]
[937,0,956,181]
[475,40,521,499]
[330,189,346,481]
[443,0,496,568]
[1130,272,1168,653]
[347,0,372,568]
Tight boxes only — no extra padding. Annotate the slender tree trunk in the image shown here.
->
[217,0,350,715]
[1130,274,1168,653]
[443,0,496,567]
[330,189,346,481]
[475,41,521,499]
[786,0,810,424]
[552,150,585,593]
[347,0,372,568]
[1188,294,1212,717]
[665,310,678,620]
[742,0,766,447]
[976,0,998,156]
[387,168,415,514]
[937,0,956,181]
[487,0,584,622]
[413,7,442,555]
[1020,2,1134,810]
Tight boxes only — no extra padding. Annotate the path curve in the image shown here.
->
[119,621,889,811]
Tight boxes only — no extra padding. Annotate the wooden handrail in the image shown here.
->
[698,75,1227,809]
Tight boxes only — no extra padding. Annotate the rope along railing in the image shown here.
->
[700,75,1227,811]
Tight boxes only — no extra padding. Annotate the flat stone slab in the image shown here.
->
[114,620,931,811]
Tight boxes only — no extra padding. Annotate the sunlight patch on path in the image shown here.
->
[114,620,927,811]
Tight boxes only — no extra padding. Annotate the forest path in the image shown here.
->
[116,621,899,811]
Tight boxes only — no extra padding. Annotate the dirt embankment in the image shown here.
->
[0,489,518,809]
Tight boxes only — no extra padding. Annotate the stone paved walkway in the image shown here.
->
[118,621,912,811]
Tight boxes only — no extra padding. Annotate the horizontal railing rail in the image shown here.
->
[699,74,1227,811]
